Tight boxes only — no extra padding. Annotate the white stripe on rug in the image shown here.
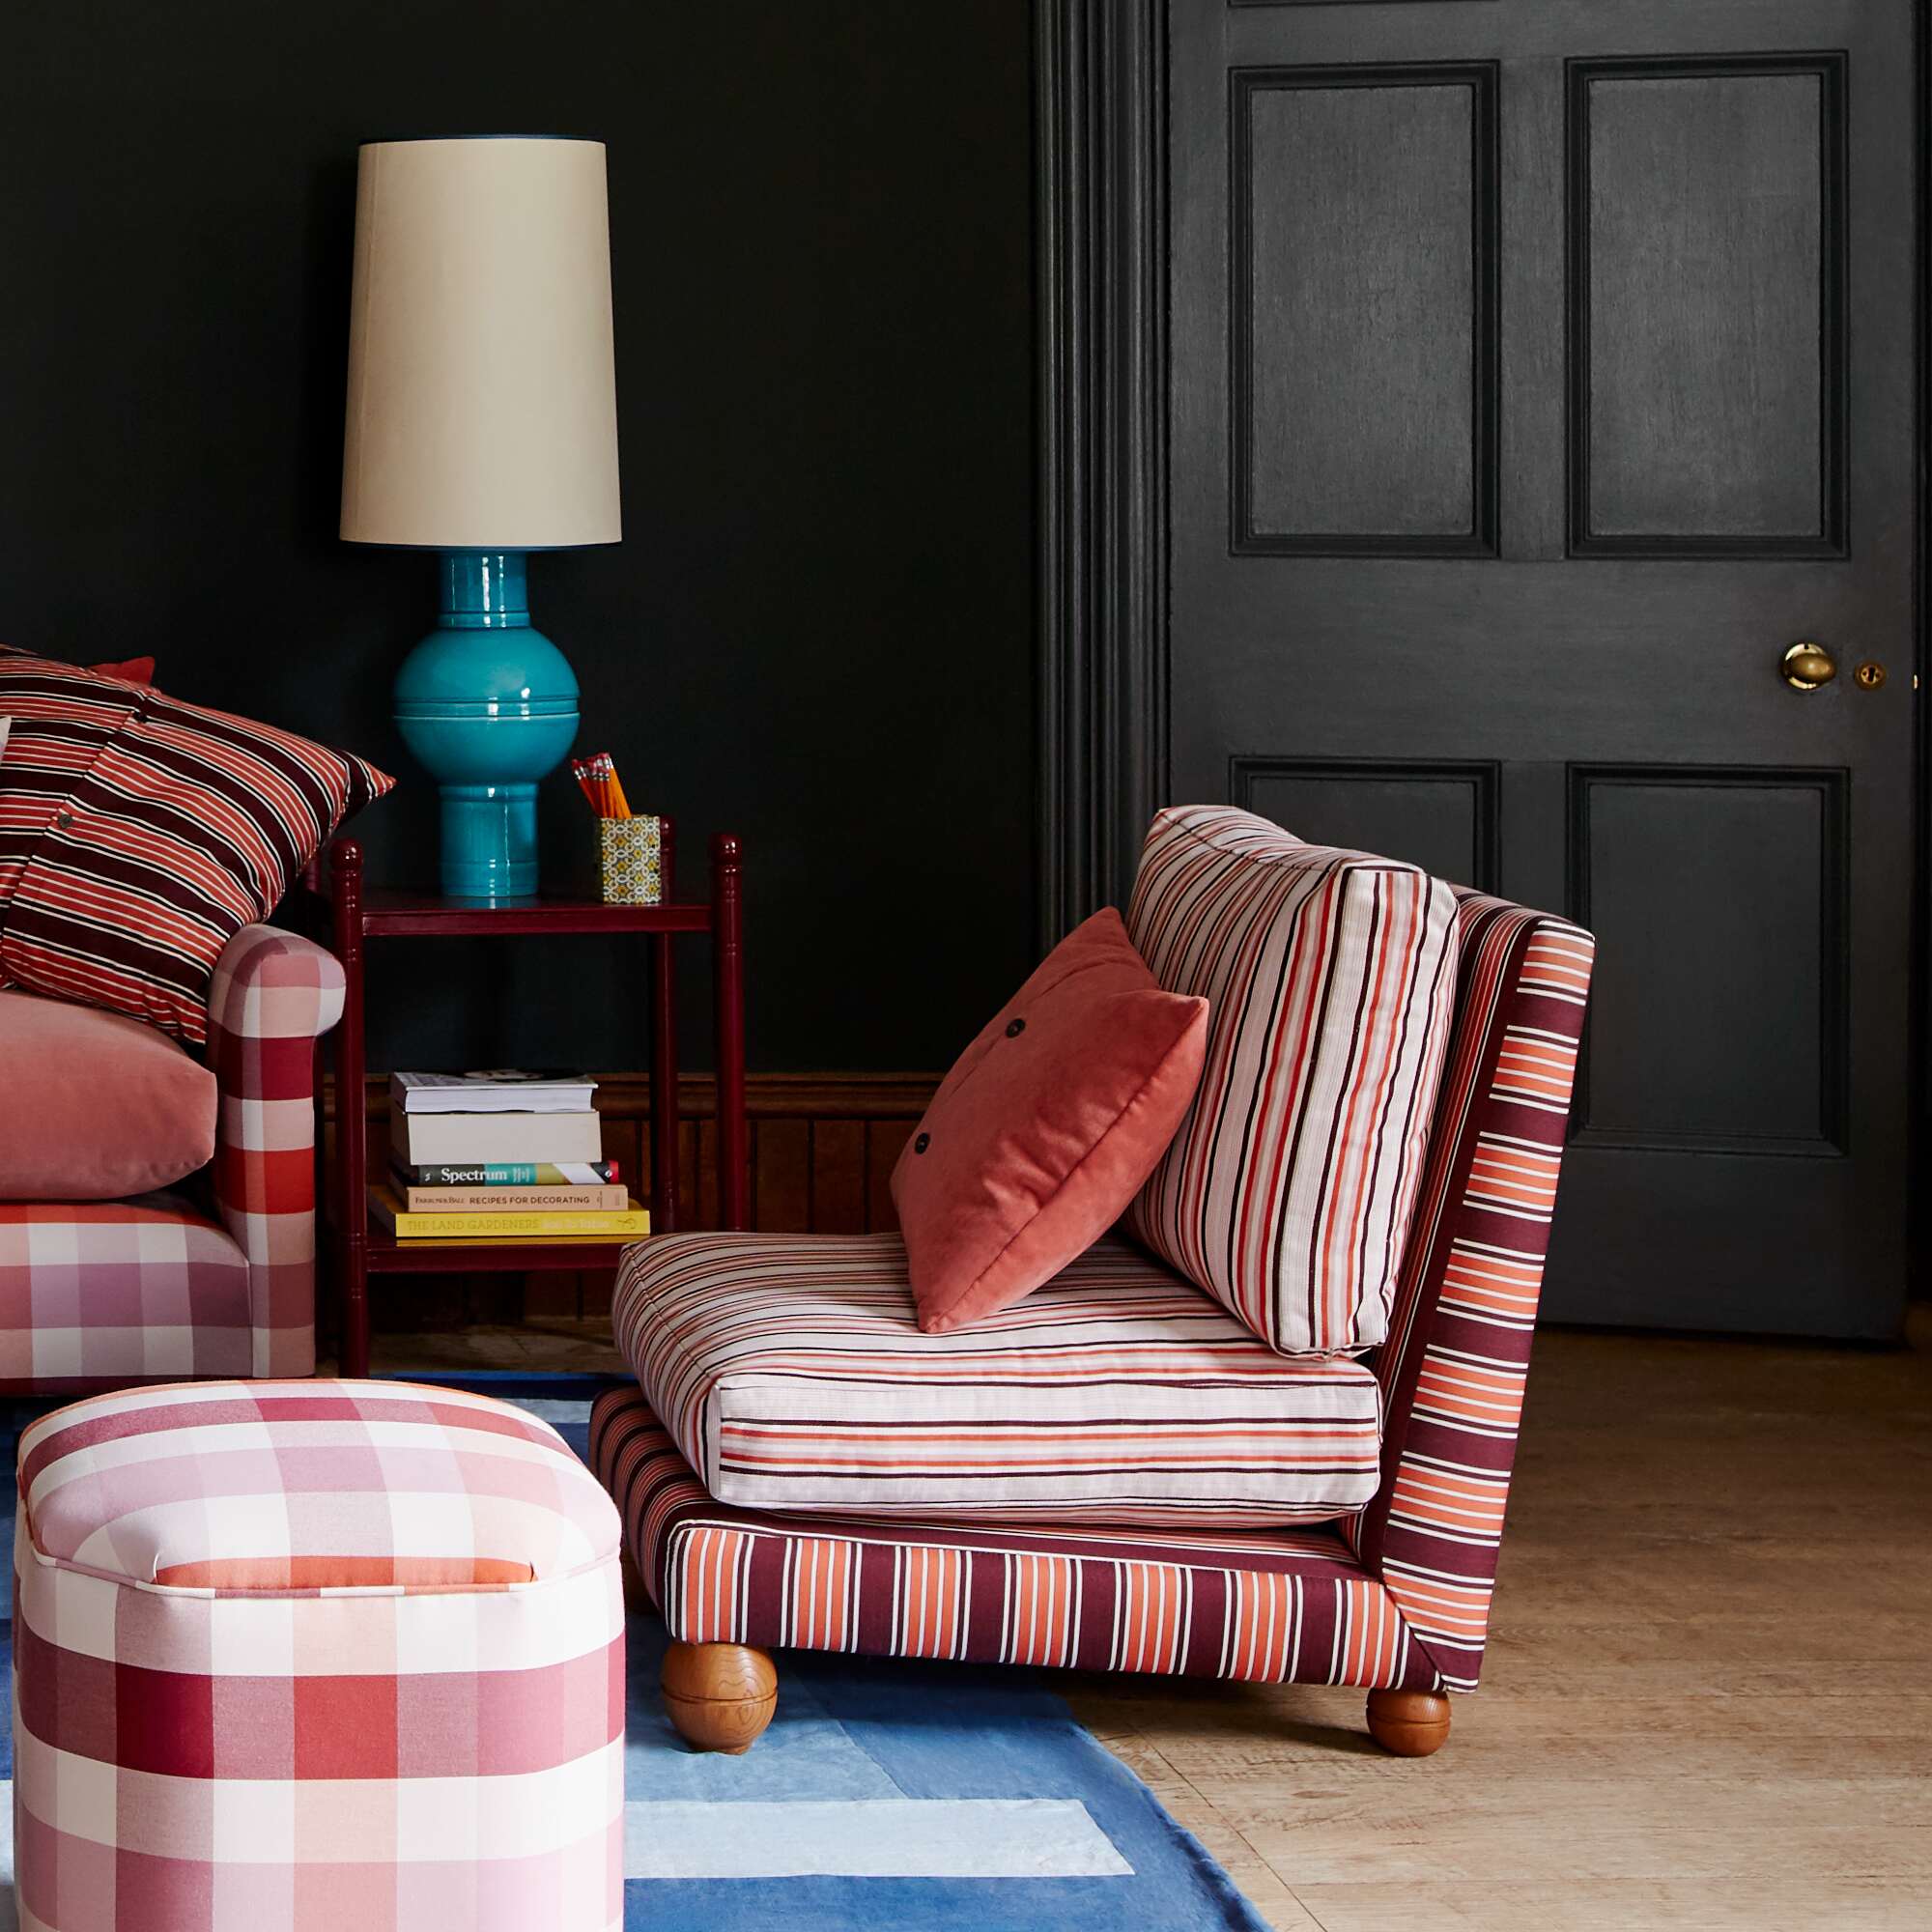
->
[0,1783,1131,1896]
[625,1799,1133,1879]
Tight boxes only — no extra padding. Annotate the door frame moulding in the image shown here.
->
[1036,0,1169,938]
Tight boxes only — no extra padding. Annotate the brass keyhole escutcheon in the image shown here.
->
[1780,640,1837,691]
[1854,661,1887,692]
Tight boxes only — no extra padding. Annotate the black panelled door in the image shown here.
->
[1167,1,1917,1337]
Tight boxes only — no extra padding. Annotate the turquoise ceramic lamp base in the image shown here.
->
[392,553,579,901]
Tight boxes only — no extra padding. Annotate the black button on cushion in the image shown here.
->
[914,1132,930,1154]
[1006,1018,1026,1037]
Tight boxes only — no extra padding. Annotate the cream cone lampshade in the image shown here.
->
[341,137,620,548]
[338,136,621,902]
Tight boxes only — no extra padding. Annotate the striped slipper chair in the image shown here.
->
[594,821,1594,1758]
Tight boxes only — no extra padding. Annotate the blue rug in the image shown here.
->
[0,1391,1268,1931]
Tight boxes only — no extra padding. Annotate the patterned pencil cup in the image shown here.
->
[601,815,664,905]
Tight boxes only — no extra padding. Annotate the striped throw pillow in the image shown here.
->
[0,648,391,1043]
[1125,806,1458,1355]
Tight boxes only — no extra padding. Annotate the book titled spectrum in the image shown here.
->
[391,1160,619,1189]
[368,1184,650,1240]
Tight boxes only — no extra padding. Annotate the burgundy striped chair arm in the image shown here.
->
[205,925,346,1379]
[1354,895,1596,1690]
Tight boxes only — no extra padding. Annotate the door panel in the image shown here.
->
[1568,767,1846,1153]
[1236,66,1495,550]
[1233,757,1500,893]
[1168,0,1916,1337]
[1572,56,1845,553]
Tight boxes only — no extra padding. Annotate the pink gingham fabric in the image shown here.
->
[13,1379,625,1931]
[0,1197,254,1390]
[0,923,340,1397]
[206,924,343,1381]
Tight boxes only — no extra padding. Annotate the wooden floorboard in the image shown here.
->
[371,1308,1930,1929]
[1064,1311,1932,1930]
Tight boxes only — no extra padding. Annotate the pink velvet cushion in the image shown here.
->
[893,908,1208,1333]
[0,988,216,1199]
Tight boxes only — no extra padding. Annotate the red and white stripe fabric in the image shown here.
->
[0,923,342,1394]
[13,1378,625,1930]
[594,881,1593,1705]
[1124,807,1458,1355]
[1352,897,1596,1690]
[612,1231,1382,1527]
[593,1389,1438,1690]
[0,647,389,1043]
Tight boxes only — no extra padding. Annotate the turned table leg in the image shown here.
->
[1366,1689,1451,1757]
[661,1640,778,1754]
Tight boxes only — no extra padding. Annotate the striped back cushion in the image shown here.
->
[1125,806,1458,1355]
[0,647,390,1042]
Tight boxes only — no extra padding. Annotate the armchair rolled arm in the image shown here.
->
[206,924,347,1378]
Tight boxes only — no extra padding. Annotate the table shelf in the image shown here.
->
[310,820,749,1375]
[354,891,714,938]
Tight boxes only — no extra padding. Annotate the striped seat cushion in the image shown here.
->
[1125,806,1458,1355]
[611,1230,1382,1527]
[0,647,391,1042]
[17,1378,620,1590]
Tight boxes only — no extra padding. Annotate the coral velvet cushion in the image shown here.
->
[892,907,1208,1333]
[0,986,216,1199]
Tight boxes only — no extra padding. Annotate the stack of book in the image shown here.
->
[372,1070,651,1241]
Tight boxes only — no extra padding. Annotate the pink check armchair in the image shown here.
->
[591,880,1595,1759]
[0,924,343,1393]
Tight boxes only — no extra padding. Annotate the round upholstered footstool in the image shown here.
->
[12,1379,624,1932]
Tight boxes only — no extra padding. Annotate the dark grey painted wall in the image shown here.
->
[0,1,1037,1072]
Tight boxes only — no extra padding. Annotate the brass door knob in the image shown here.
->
[1780,640,1837,691]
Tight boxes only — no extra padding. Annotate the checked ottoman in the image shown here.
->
[12,1379,625,1932]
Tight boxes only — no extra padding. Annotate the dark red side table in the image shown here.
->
[303,822,748,1377]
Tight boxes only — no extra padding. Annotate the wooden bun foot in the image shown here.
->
[661,1640,778,1753]
[1366,1689,1451,1757]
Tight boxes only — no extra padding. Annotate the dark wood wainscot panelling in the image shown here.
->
[328,1072,936,1326]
